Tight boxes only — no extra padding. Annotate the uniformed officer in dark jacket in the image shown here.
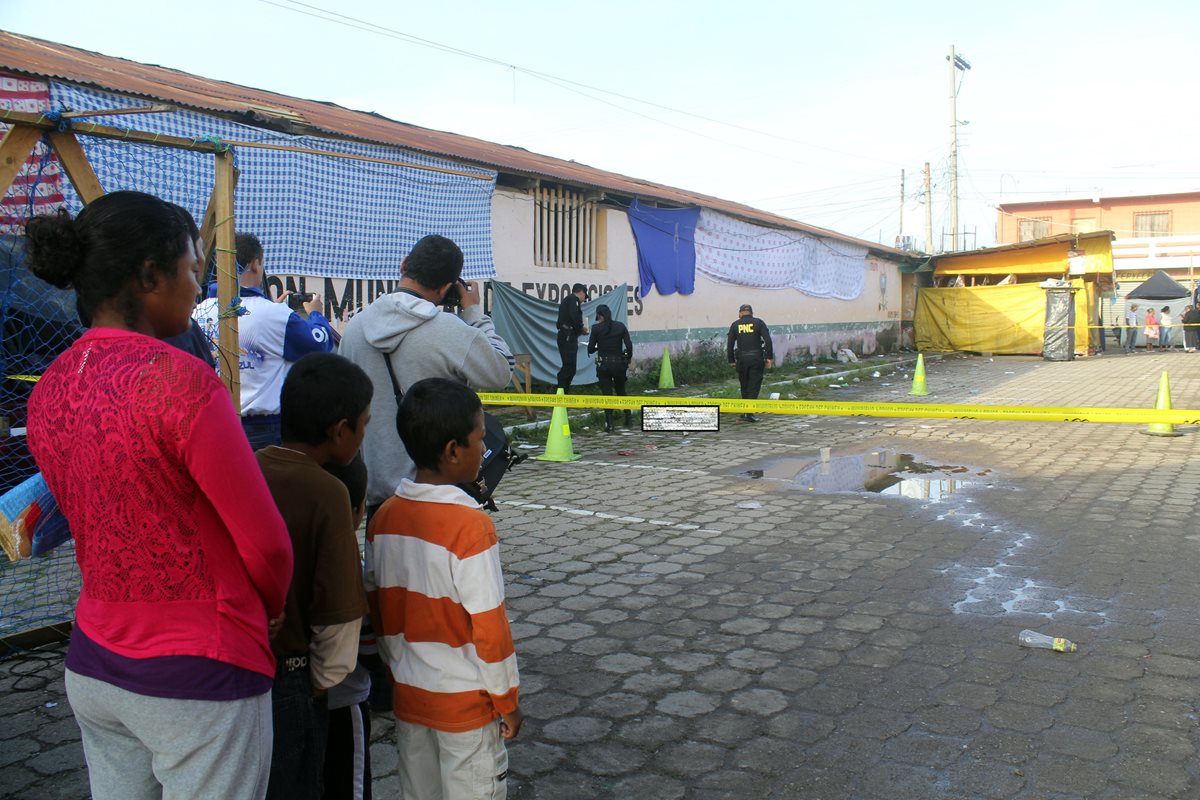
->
[587,303,633,432]
[556,283,588,391]
[727,303,774,422]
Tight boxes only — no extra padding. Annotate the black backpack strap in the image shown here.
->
[382,350,403,403]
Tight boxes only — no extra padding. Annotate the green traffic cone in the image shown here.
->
[909,353,928,396]
[1146,370,1182,437]
[658,347,675,389]
[536,388,582,461]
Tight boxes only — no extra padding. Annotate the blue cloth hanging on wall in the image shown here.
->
[626,200,699,297]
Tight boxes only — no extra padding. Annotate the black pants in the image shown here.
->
[737,355,765,400]
[324,700,372,800]
[597,359,629,427]
[557,331,579,391]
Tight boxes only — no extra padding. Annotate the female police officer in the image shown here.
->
[587,304,633,432]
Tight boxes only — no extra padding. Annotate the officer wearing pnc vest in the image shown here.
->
[727,303,774,423]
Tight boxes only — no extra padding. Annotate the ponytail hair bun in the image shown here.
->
[25,210,85,290]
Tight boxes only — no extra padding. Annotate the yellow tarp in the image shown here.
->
[915,280,1089,355]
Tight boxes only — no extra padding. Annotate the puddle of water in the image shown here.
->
[741,450,991,501]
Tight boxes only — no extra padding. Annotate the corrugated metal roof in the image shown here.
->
[931,230,1114,262]
[0,30,913,259]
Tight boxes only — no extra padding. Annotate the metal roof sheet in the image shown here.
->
[0,30,913,259]
[931,230,1114,262]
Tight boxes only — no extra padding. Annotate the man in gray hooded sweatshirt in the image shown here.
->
[339,235,513,512]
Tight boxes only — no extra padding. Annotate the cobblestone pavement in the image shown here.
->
[4,351,1200,799]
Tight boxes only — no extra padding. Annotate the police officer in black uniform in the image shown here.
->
[556,283,588,391]
[587,303,633,432]
[727,303,774,422]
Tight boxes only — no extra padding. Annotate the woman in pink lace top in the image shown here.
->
[25,192,293,800]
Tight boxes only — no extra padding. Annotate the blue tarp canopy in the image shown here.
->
[50,83,498,281]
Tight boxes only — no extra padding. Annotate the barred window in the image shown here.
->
[533,186,599,268]
[1018,217,1050,242]
[1134,211,1170,237]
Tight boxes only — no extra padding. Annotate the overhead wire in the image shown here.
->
[263,0,906,168]
[267,2,1200,241]
[747,175,900,205]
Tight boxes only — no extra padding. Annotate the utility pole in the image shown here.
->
[923,162,933,254]
[898,169,905,245]
[947,46,971,251]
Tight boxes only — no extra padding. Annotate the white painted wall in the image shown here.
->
[490,188,906,361]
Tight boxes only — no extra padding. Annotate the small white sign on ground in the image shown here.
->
[641,405,720,432]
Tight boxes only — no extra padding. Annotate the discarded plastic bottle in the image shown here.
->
[1018,629,1077,653]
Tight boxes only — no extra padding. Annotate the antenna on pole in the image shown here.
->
[947,46,971,252]
[923,162,933,254]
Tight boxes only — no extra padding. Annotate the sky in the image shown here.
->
[4,0,1200,250]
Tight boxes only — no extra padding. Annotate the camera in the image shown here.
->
[441,280,470,309]
[287,291,315,310]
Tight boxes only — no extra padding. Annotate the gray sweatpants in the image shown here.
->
[66,668,273,800]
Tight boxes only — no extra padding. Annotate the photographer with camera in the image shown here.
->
[193,233,335,450]
[338,235,514,515]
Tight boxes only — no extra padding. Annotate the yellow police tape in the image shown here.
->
[5,375,39,382]
[478,392,1200,426]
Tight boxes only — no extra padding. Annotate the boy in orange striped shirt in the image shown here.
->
[365,378,522,799]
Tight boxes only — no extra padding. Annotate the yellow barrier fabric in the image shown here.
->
[478,392,1200,426]
[914,281,1088,354]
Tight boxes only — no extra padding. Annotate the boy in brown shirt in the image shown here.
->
[257,353,374,800]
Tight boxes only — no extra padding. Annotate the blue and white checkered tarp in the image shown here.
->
[49,83,498,281]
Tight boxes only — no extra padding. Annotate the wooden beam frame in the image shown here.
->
[0,125,42,199]
[46,131,104,204]
[61,105,175,119]
[0,117,242,402]
[0,109,227,153]
[212,150,240,406]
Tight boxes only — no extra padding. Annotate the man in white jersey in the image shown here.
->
[194,233,335,449]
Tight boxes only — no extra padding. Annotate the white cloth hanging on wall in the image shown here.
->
[693,209,866,299]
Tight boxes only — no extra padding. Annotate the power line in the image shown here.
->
[262,0,905,168]
[769,195,898,216]
[746,175,899,204]
[517,70,832,170]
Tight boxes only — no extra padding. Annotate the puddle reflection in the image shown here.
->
[742,450,991,501]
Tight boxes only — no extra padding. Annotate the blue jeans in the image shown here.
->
[242,414,281,451]
[1125,327,1139,351]
[1162,328,1172,348]
[266,665,328,800]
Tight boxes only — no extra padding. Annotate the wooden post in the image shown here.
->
[46,131,104,204]
[213,149,240,407]
[199,182,221,272]
[0,125,42,198]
